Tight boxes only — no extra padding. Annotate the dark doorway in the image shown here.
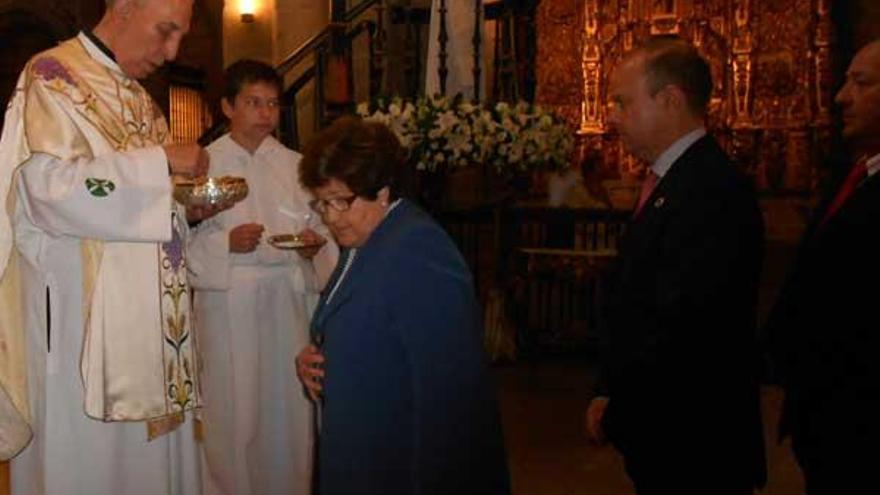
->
[0,11,63,129]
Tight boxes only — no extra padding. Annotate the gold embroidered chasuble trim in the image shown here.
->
[0,37,199,457]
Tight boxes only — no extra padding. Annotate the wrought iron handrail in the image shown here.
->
[275,23,344,77]
[336,0,378,24]
[386,0,535,102]
[200,1,382,149]
[199,0,538,148]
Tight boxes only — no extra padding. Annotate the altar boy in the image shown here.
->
[187,59,338,495]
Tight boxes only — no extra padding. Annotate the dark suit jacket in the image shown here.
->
[311,199,510,495]
[765,162,880,445]
[600,135,767,488]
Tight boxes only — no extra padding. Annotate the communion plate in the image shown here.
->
[268,234,322,250]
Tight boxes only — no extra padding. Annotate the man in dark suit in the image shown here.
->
[765,40,880,494]
[585,37,766,494]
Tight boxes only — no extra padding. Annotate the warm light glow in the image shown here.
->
[239,0,257,16]
[239,0,257,23]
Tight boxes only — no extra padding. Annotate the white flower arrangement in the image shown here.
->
[356,95,574,174]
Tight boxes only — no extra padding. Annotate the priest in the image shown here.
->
[0,0,214,494]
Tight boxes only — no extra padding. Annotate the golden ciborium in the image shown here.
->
[173,176,249,207]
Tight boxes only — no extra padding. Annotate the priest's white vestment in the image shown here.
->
[188,134,337,495]
[0,34,201,495]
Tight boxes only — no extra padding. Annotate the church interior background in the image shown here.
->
[540,0,837,241]
[2,0,880,493]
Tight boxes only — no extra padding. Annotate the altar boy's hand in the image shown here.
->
[296,345,325,401]
[229,223,264,253]
[294,228,326,259]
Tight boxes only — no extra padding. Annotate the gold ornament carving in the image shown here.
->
[535,0,834,194]
[535,0,584,131]
[581,0,604,133]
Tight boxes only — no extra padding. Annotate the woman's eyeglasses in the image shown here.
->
[308,195,358,214]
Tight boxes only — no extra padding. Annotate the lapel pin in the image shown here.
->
[654,197,666,208]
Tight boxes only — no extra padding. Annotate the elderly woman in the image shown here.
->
[295,117,510,495]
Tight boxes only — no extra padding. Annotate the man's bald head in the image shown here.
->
[634,36,713,116]
[606,36,710,163]
[94,0,193,79]
[835,40,880,150]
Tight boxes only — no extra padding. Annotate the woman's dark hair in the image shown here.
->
[299,116,410,201]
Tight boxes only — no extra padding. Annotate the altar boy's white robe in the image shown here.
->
[188,134,337,495]
[0,34,201,495]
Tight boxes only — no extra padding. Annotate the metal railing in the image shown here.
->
[199,0,539,149]
[200,1,384,149]
[387,0,537,102]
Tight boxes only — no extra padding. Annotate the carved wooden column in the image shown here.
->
[579,0,602,134]
[401,7,420,99]
[650,0,680,34]
[813,0,834,191]
[370,0,387,99]
[495,6,520,101]
[725,0,758,188]
[437,0,449,96]
[535,0,589,174]
[472,0,482,102]
[620,0,634,53]
[731,0,754,128]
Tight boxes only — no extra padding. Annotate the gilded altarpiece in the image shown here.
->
[536,0,833,196]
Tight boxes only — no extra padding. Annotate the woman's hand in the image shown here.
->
[296,344,325,401]
[293,228,327,259]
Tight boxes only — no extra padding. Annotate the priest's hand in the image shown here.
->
[164,143,210,178]
[229,223,264,253]
[186,200,235,223]
[293,228,327,259]
[585,396,609,445]
[296,344,325,401]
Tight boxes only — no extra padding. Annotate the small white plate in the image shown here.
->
[268,234,320,250]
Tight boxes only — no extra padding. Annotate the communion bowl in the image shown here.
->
[173,176,248,207]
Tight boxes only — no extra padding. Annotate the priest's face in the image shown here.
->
[836,41,880,143]
[607,54,667,163]
[310,179,390,248]
[113,0,193,79]
[222,81,281,148]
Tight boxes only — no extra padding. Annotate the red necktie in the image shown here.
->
[819,158,868,228]
[633,170,659,218]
